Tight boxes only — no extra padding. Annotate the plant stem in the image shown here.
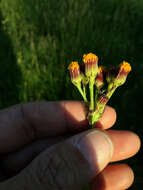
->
[95,88,99,106]
[77,85,88,104]
[92,86,117,124]
[106,86,116,99]
[89,77,94,111]
[87,77,95,128]
[83,85,86,98]
[92,108,102,124]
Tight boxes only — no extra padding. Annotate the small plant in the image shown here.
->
[68,53,131,127]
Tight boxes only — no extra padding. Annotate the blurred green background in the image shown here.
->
[0,0,142,189]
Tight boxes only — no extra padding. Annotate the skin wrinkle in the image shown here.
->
[0,104,39,176]
[38,147,67,189]
[20,101,65,140]
[59,143,92,189]
[32,143,91,190]
[60,144,85,189]
[45,157,62,189]
[20,104,37,142]
[32,147,63,189]
[0,135,70,177]
[32,101,67,136]
[23,102,47,139]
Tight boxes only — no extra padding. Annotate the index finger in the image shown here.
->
[0,101,116,153]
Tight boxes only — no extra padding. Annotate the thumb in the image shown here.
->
[0,129,113,190]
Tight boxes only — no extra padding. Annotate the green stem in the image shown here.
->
[92,86,117,124]
[83,85,86,98]
[92,108,102,124]
[88,111,95,128]
[87,77,95,127]
[106,86,117,99]
[77,85,88,104]
[95,88,99,106]
[89,77,94,111]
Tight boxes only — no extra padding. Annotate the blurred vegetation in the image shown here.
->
[0,0,143,189]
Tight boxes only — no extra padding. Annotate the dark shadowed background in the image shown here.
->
[0,0,142,189]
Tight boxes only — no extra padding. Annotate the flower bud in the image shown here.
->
[115,61,132,86]
[106,61,131,88]
[83,53,98,78]
[68,61,82,86]
[95,66,104,89]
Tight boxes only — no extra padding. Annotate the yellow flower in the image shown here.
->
[82,53,98,78]
[83,53,98,63]
[115,61,131,87]
[119,61,132,73]
[68,62,82,86]
[68,61,79,71]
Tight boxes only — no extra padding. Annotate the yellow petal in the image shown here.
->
[68,61,79,71]
[120,61,132,72]
[83,53,98,63]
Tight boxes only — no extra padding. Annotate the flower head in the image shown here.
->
[115,61,131,86]
[83,53,98,78]
[68,61,82,86]
[95,66,104,89]
[119,61,131,74]
[83,53,98,63]
[106,61,131,88]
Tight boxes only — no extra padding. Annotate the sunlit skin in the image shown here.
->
[0,101,140,190]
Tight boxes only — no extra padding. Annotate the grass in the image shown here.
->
[0,0,143,189]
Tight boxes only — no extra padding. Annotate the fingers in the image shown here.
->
[1,137,66,176]
[0,101,116,153]
[0,129,140,190]
[90,164,134,190]
[95,106,116,129]
[62,102,116,131]
[1,130,140,177]
[0,129,114,190]
[106,130,141,162]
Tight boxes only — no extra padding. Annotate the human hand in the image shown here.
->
[0,101,140,190]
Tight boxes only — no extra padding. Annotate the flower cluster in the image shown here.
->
[68,53,131,127]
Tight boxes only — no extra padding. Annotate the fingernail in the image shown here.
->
[71,129,113,175]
